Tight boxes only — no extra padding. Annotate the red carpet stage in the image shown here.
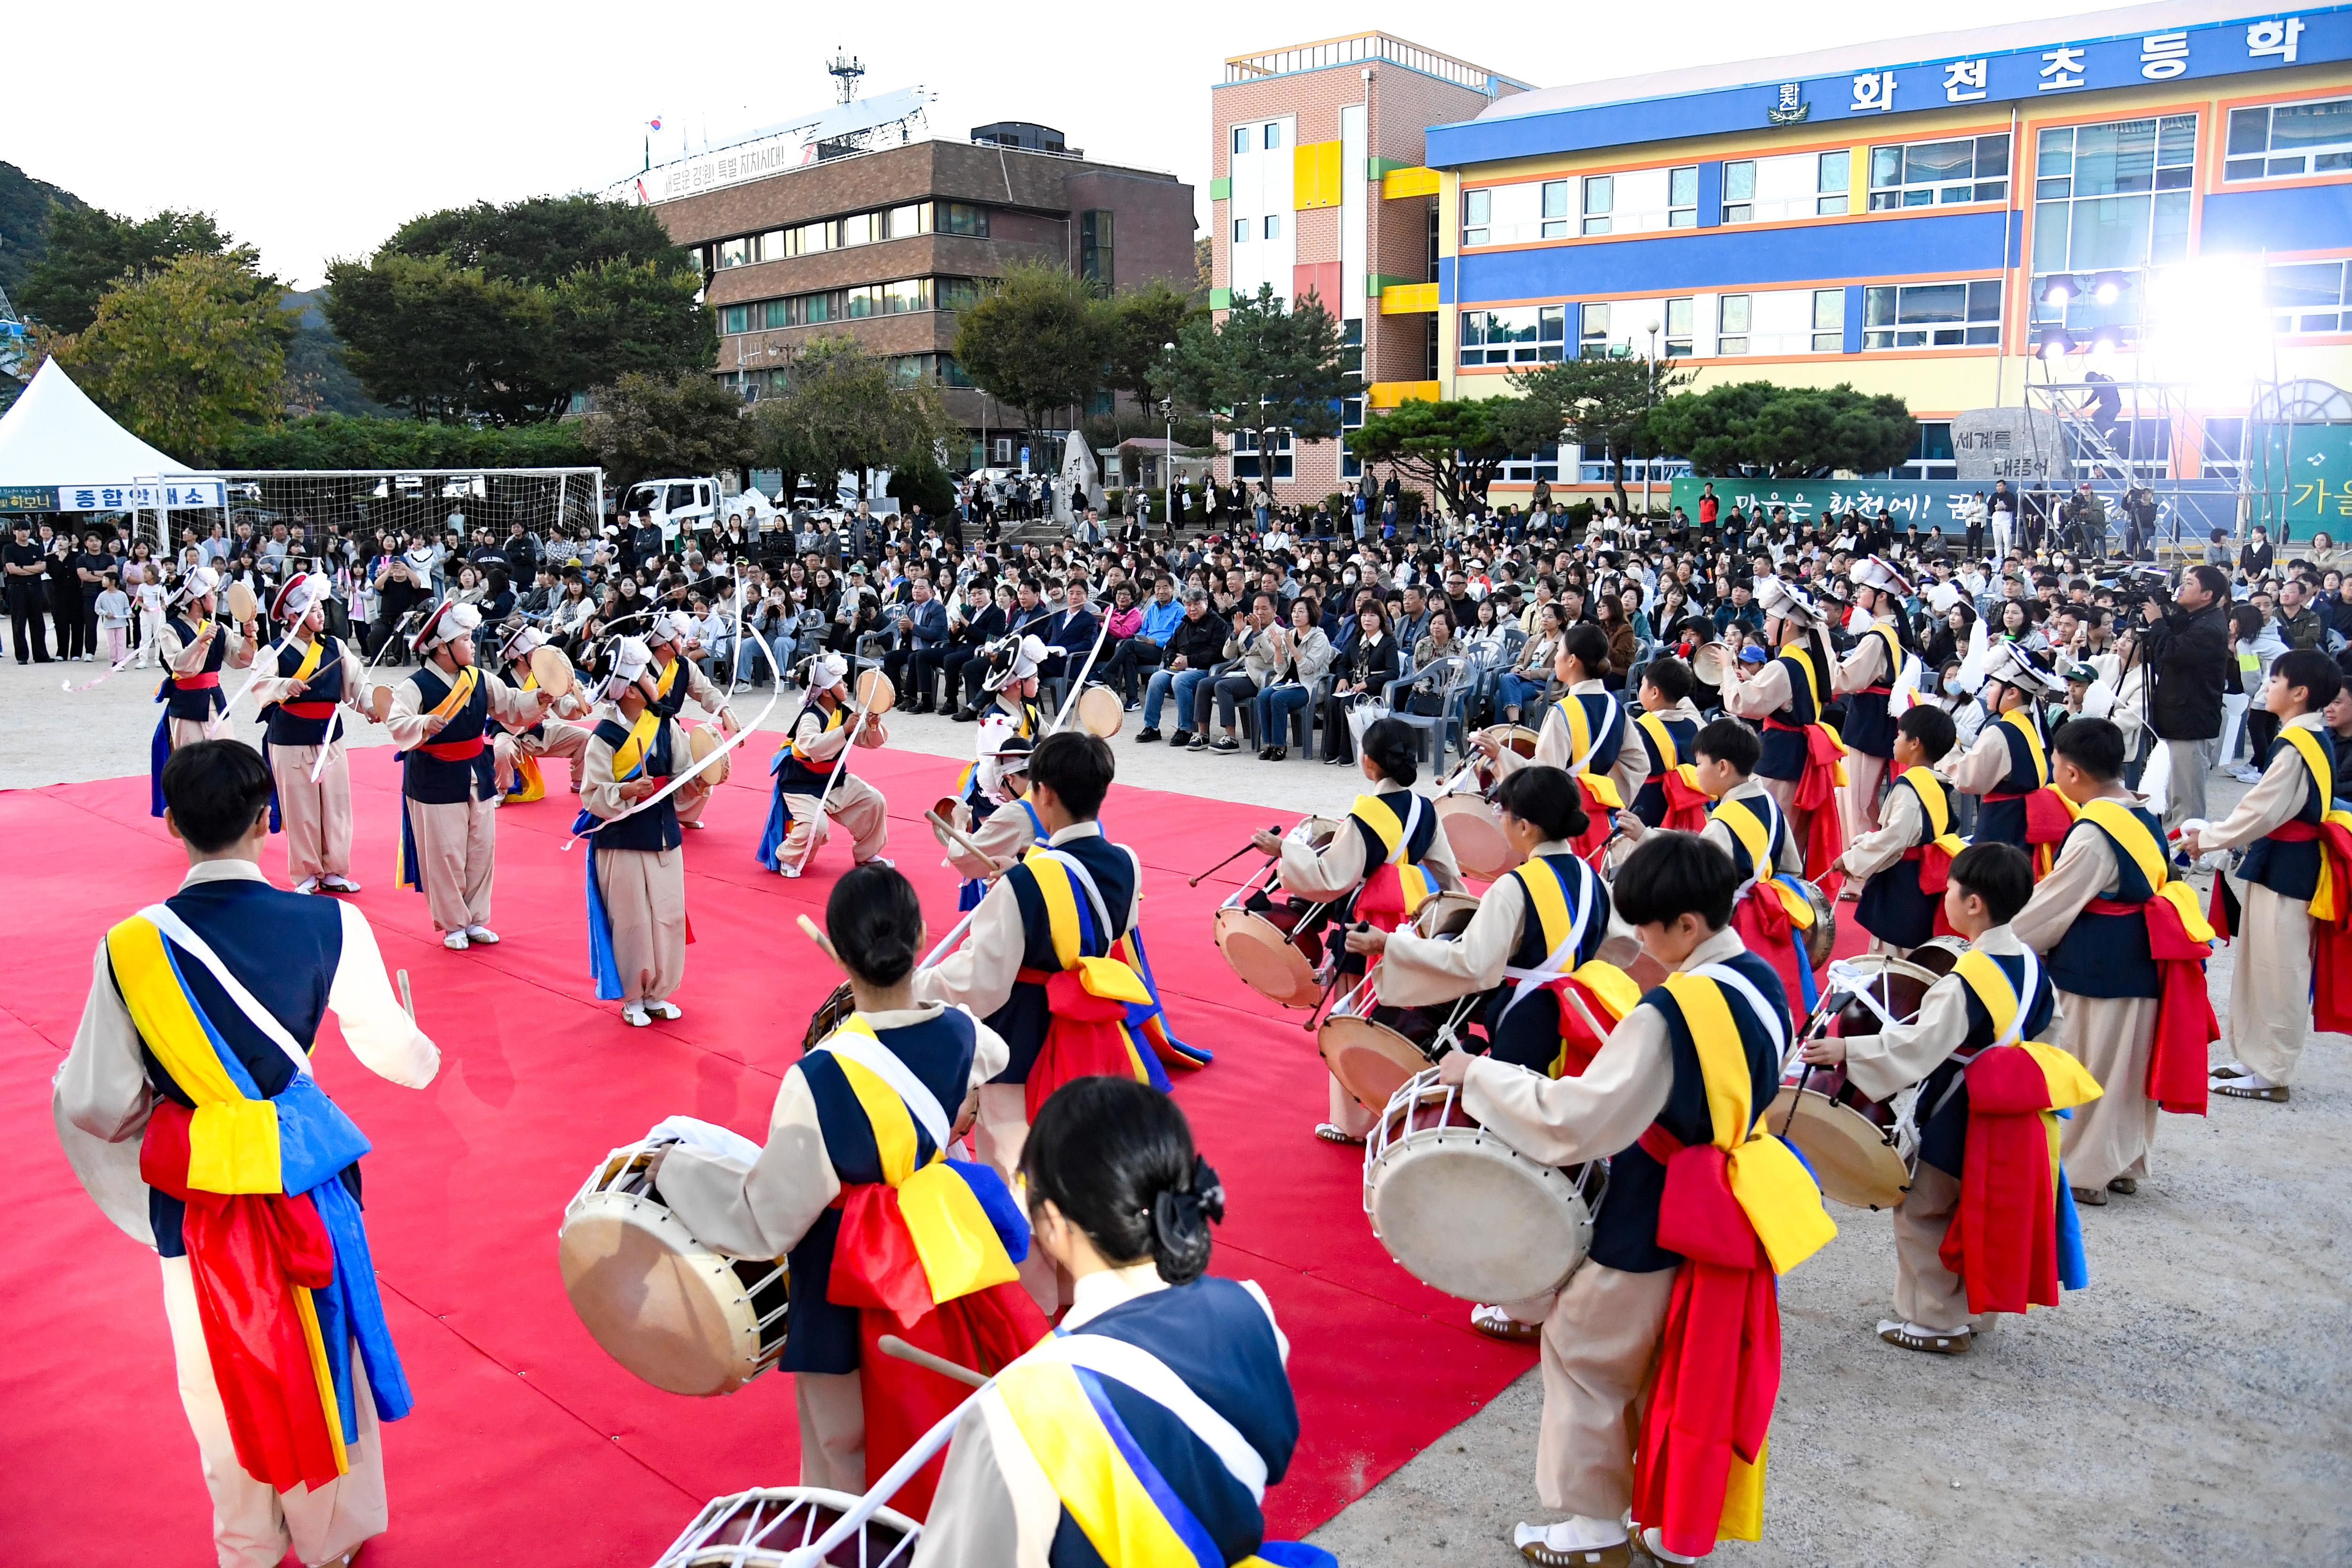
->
[3,748,1570,1566]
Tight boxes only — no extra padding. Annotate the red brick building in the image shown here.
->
[1210,35,1525,502]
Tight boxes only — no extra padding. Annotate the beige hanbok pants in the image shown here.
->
[1842,752,1888,844]
[796,1369,865,1493]
[1892,1162,1969,1332]
[270,744,353,883]
[594,844,687,1003]
[492,721,589,795]
[776,774,889,867]
[1536,1261,1678,1518]
[163,1256,387,1568]
[2055,992,2162,1189]
[2230,880,2313,1084]
[406,794,497,933]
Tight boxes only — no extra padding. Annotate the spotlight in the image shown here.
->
[2042,275,2078,307]
[2093,271,2128,306]
[2038,328,2075,361]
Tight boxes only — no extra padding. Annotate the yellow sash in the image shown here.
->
[1515,858,1642,1024]
[105,915,283,1193]
[1950,954,2102,1111]
[1864,622,1904,687]
[424,665,479,724]
[1348,792,1437,919]
[821,1016,1019,1303]
[1022,849,1151,1005]
[1898,766,1967,859]
[1636,711,1682,773]
[1551,692,1627,809]
[654,657,682,700]
[290,636,326,686]
[610,707,662,781]
[783,701,846,760]
[1711,797,1814,927]
[2274,726,2350,918]
[1999,707,2048,789]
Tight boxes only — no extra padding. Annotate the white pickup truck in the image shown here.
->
[619,477,779,542]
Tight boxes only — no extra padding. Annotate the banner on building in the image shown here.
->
[1668,475,2242,540]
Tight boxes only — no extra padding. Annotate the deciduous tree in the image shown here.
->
[1170,284,1349,490]
[578,370,754,491]
[951,261,1109,435]
[1345,397,1545,516]
[19,205,241,334]
[1637,380,1915,479]
[1514,356,1694,516]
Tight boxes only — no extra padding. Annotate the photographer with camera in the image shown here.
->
[2137,563,2231,832]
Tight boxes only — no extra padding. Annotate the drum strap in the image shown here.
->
[137,903,314,1079]
[1687,963,1787,1066]
[1497,857,1597,1027]
[1032,1331,1270,1501]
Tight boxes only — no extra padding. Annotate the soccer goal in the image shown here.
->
[133,467,605,558]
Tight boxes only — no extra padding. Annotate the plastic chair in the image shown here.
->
[1382,656,1471,769]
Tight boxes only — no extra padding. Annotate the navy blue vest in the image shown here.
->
[591,716,682,852]
[1629,713,1698,826]
[774,699,849,795]
[650,655,693,720]
[1842,625,1904,757]
[1483,853,1614,1071]
[161,615,229,720]
[401,666,495,804]
[1341,790,1440,929]
[1916,951,2058,1182]
[1594,951,1787,1274]
[782,1009,979,1375]
[1972,713,2046,850]
[261,635,346,747]
[1854,771,1954,951]
[1045,1279,1301,1568]
[993,833,1139,1082]
[122,878,348,1256]
[2238,729,2332,903]
[1755,650,1824,781]
[2046,803,2167,999]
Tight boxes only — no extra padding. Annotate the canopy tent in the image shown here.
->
[0,360,219,516]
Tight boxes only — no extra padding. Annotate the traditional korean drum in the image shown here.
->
[1436,794,1520,881]
[651,1486,920,1568]
[687,720,731,787]
[1364,1067,1604,1303]
[558,1140,789,1397]
[1770,954,1941,1210]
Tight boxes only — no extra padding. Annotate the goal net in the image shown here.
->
[136,467,604,559]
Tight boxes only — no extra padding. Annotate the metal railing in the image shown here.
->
[1222,32,1527,93]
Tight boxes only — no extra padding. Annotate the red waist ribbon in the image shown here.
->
[279,700,337,720]
[1628,1123,1782,1562]
[2084,895,2218,1115]
[1571,776,1617,863]
[2268,818,2352,1034]
[140,1101,345,1494]
[1659,770,1713,834]
[826,1183,1047,1519]
[1015,966,1145,1123]
[170,672,222,690]
[1937,1044,2061,1316]
[416,736,485,762]
[1764,719,1845,890]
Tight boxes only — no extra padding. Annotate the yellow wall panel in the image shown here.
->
[1382,165,1442,199]
[1380,282,1440,314]
[1294,140,1343,209]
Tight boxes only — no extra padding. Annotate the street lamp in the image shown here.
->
[1643,318,1662,523]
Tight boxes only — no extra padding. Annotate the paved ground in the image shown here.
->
[7,650,2347,1566]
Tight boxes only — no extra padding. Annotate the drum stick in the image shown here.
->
[879,1334,988,1389]
[396,969,414,1020]
[925,809,1003,873]
[919,908,976,971]
[1188,828,1280,887]
[794,913,847,970]
[1045,613,1115,735]
[783,1394,982,1566]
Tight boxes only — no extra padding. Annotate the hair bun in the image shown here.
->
[1146,1155,1224,1285]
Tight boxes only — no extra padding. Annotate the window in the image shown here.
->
[1716,289,1844,355]
[720,304,750,334]
[2228,97,2352,181]
[1497,447,1565,483]
[716,236,752,268]
[1669,166,1699,227]
[884,204,929,239]
[1233,217,1249,244]
[1863,280,2001,348]
[2033,116,2196,273]
[1582,175,1611,235]
[1078,210,1114,286]
[1461,181,1570,246]
[994,437,1014,465]
[1340,317,1364,376]
[759,228,788,259]
[796,220,831,255]
[1459,306,1567,365]
[1341,395,1365,479]
[842,284,880,319]
[1868,134,2011,210]
[1578,166,1699,234]
[1725,151,1861,224]
[1232,126,1249,155]
[937,277,983,313]
[1264,214,1281,240]
[936,202,989,237]
[836,211,876,248]
[1887,422,1957,480]
[880,278,931,314]
[1231,428,1293,479]
[1664,296,1694,355]
[1264,123,1281,150]
[1580,302,1610,355]
[2270,260,2350,333]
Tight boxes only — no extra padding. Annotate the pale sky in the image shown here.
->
[12,0,2065,290]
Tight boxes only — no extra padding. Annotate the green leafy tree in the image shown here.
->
[1104,277,1205,428]
[952,261,1110,436]
[1170,284,1349,490]
[578,370,755,491]
[55,251,294,463]
[324,195,712,425]
[20,205,245,334]
[0,162,85,298]
[1513,356,1694,517]
[1345,397,1553,516]
[1637,381,1914,479]
[754,336,959,500]
[213,413,590,470]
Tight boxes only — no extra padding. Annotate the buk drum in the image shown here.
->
[687,721,731,787]
[1436,794,1520,881]
[558,1141,790,1396]
[1412,890,1482,941]
[1320,1000,1465,1113]
[1364,1067,1604,1303]
[651,1486,919,1568]
[1770,955,1943,1210]
[1212,905,1325,1007]
[804,980,858,1052]
[528,642,576,700]
[1074,684,1125,738]
[927,796,965,851]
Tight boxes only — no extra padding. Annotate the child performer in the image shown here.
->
[1723,577,1846,888]
[1434,832,1834,1567]
[1625,656,1709,833]
[1836,555,1916,840]
[249,572,376,894]
[644,609,740,830]
[942,735,1037,909]
[148,565,255,817]
[915,1078,1329,1568]
[1356,764,1642,1344]
[1802,843,2099,1355]
[1472,622,1645,862]
[55,739,439,1568]
[490,625,593,801]
[1834,706,1964,957]
[1944,642,2071,869]
[576,636,704,1027]
[759,652,892,878]
[2183,649,2347,1105]
[654,864,1042,1514]
[2009,716,2219,1204]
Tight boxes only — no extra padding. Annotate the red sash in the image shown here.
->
[174,672,221,690]
[1763,718,1845,888]
[1571,776,1617,861]
[2083,896,2218,1115]
[1938,1045,2064,1316]
[416,736,485,762]
[1628,1122,1781,1561]
[1659,770,1713,834]
[1985,787,2078,875]
[280,700,337,720]
[1015,966,1144,1123]
[2268,818,2352,1033]
[1728,885,1810,1034]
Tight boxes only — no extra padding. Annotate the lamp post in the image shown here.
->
[1160,341,1178,540]
[1643,318,1661,523]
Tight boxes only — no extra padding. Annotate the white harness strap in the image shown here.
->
[1724,793,1788,903]
[812,1023,954,1153]
[1689,961,1787,1065]
[1567,693,1621,776]
[138,904,313,1079]
[1035,1332,1270,1502]
[1495,856,1599,1028]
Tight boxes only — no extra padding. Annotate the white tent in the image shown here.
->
[0,359,188,486]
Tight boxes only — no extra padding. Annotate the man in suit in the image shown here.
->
[1037,579,1099,683]
[879,576,951,712]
